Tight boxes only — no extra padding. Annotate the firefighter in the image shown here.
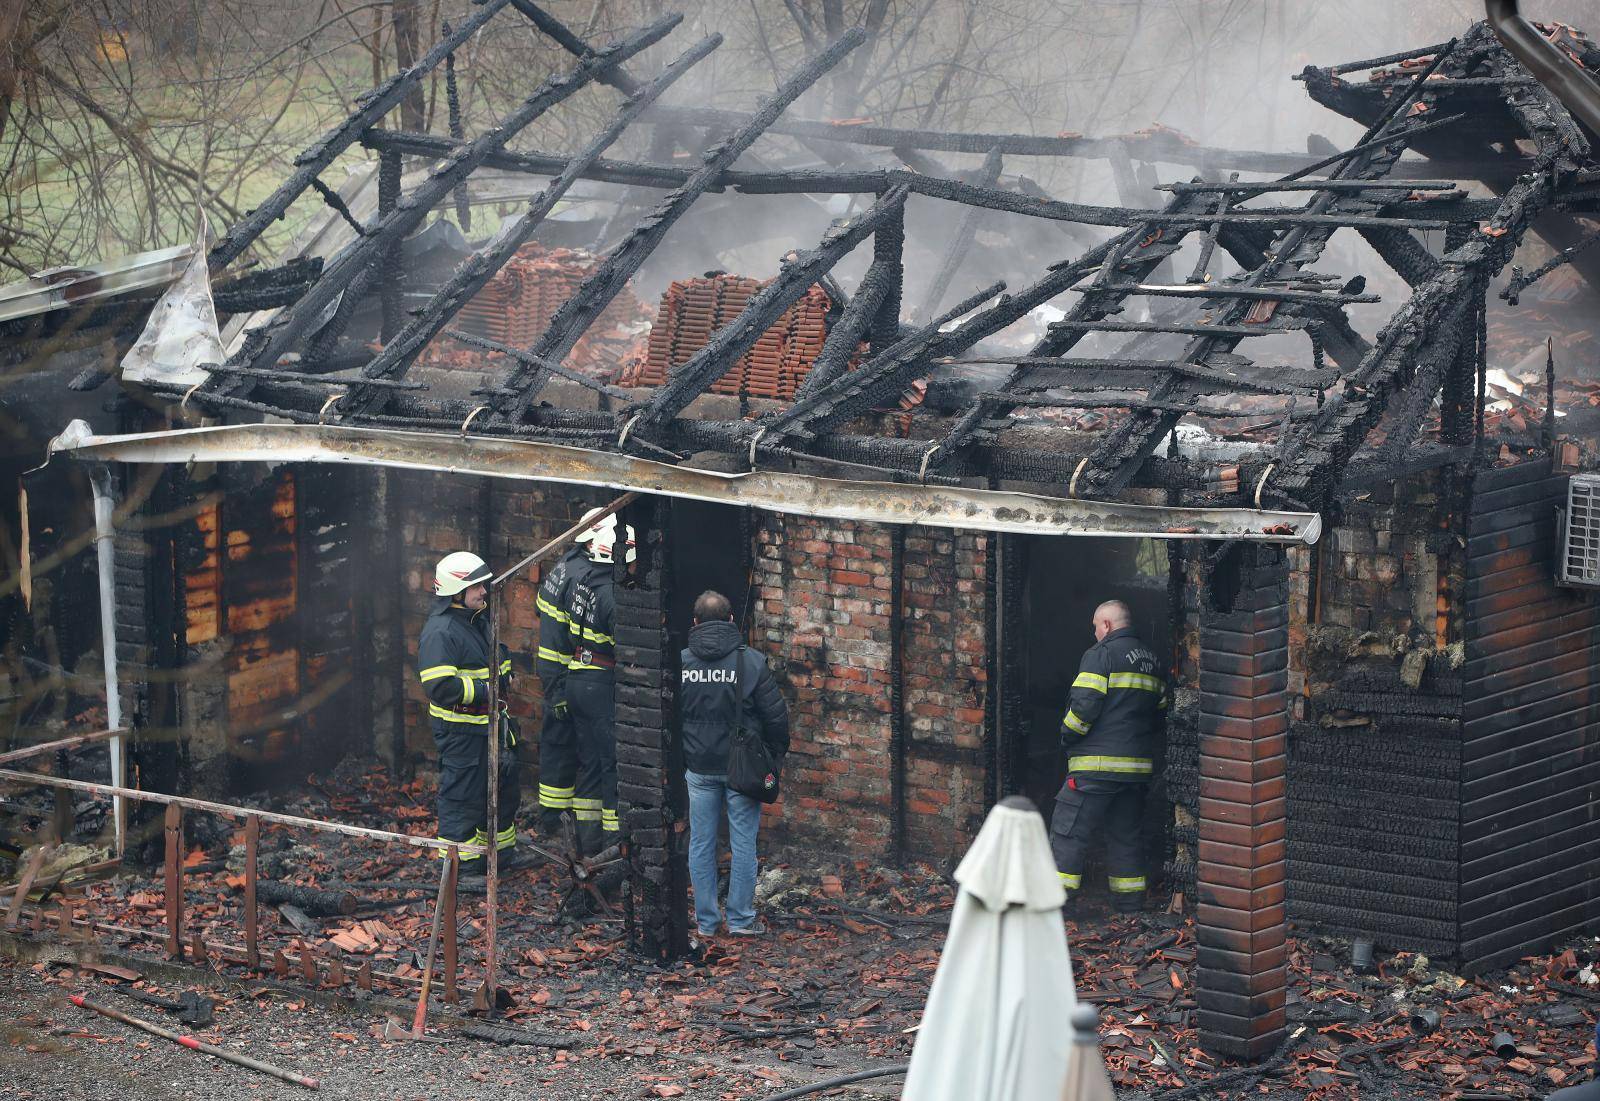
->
[562,512,635,855]
[533,540,586,837]
[417,551,520,879]
[1051,599,1168,912]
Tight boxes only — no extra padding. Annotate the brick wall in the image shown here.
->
[750,514,989,860]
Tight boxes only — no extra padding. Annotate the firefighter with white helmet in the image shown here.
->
[417,551,521,878]
[560,508,635,855]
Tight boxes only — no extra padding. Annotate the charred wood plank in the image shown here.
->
[1359,226,1443,286]
[207,1,514,272]
[495,28,869,419]
[1081,282,1381,305]
[792,256,893,400]
[337,30,719,417]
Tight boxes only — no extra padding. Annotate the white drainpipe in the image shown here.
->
[88,464,125,856]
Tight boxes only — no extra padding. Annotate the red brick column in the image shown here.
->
[1196,546,1289,1060]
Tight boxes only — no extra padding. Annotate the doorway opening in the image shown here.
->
[1009,535,1175,895]
[666,500,751,658]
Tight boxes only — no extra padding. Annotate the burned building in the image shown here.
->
[9,0,1600,1065]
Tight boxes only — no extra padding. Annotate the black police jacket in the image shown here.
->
[1060,626,1168,781]
[679,620,790,775]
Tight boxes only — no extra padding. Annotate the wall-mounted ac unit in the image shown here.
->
[1558,474,1600,587]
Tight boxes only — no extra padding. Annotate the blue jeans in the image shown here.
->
[685,770,761,934]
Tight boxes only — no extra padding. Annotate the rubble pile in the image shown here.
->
[4,763,1594,1098]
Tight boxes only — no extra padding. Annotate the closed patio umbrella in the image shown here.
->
[903,795,1090,1101]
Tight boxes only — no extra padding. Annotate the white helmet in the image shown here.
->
[575,509,637,565]
[433,550,492,596]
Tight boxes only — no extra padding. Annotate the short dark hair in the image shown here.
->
[694,590,732,622]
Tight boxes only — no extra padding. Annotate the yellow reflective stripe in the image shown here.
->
[573,809,602,822]
[536,595,569,621]
[1063,711,1091,736]
[1108,672,1164,693]
[1109,876,1146,892]
[499,659,512,675]
[419,665,458,682]
[539,785,574,808]
[459,676,475,706]
[1059,872,1082,889]
[495,825,517,850]
[537,646,570,664]
[569,622,615,645]
[567,661,608,671]
[571,797,602,809]
[1069,755,1153,775]
[430,703,489,725]
[1072,672,1108,694]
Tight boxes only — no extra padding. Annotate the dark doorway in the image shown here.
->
[1012,536,1174,892]
[666,500,750,657]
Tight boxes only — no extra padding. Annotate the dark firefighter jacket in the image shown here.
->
[1060,626,1168,781]
[417,597,512,729]
[535,547,586,686]
[564,560,616,674]
[679,620,790,775]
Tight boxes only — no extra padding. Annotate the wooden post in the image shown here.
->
[244,815,260,970]
[442,849,459,1004]
[163,804,184,959]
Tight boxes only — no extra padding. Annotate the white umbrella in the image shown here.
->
[902,795,1084,1101]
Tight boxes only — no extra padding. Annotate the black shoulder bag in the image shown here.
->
[725,646,781,804]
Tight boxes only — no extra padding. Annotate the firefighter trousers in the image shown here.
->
[1049,775,1146,901]
[564,672,618,856]
[537,677,577,835]
[434,720,521,865]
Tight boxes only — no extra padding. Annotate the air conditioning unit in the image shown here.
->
[1558,474,1600,588]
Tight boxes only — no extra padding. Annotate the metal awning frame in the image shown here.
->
[47,421,1321,544]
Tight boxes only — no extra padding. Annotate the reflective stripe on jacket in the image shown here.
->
[418,597,512,729]
[1061,627,1168,780]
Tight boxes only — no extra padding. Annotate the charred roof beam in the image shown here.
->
[1074,40,1462,498]
[334,29,721,419]
[215,15,680,405]
[490,28,869,421]
[623,185,911,434]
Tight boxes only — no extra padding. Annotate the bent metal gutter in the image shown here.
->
[1485,0,1600,138]
[48,421,1322,545]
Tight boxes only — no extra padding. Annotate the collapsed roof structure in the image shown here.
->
[54,3,1597,520]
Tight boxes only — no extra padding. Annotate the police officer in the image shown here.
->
[417,551,520,879]
[533,541,585,837]
[562,512,634,855]
[1051,599,1168,912]
[679,590,789,937]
